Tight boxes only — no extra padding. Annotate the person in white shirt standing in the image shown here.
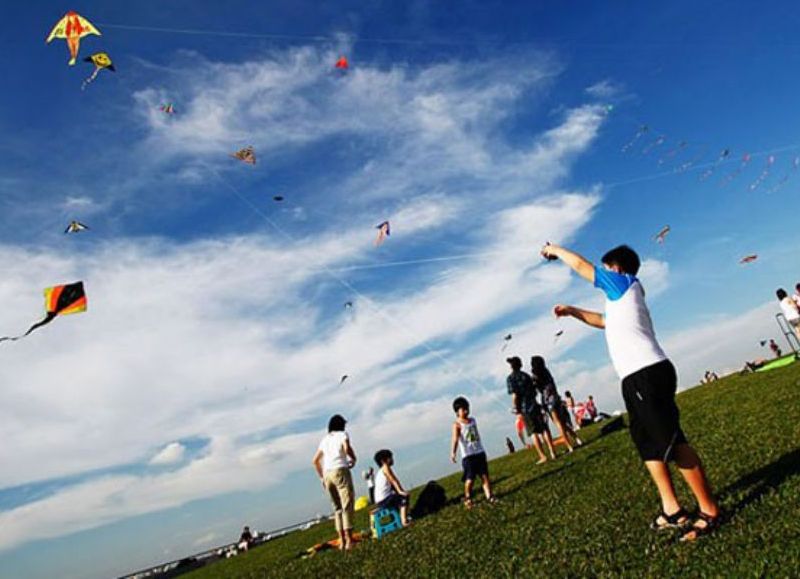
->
[541,242,720,541]
[312,414,357,550]
[777,288,800,339]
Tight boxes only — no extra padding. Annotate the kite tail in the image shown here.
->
[0,313,56,343]
[81,68,100,91]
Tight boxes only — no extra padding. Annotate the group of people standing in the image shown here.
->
[506,355,583,463]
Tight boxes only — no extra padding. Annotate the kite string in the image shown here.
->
[204,164,513,414]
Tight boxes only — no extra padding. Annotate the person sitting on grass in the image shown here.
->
[507,356,556,463]
[769,339,782,359]
[373,449,412,527]
[238,526,253,552]
[541,242,720,541]
[585,395,598,421]
[450,396,498,508]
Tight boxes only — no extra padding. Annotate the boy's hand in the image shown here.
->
[553,304,572,318]
[541,242,560,261]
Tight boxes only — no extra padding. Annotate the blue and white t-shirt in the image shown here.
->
[594,266,667,380]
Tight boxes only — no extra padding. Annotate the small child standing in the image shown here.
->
[450,396,498,508]
[373,449,411,527]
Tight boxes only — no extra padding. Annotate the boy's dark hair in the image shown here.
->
[328,414,347,432]
[452,396,470,413]
[601,245,641,275]
[506,356,522,370]
[374,449,393,466]
[564,390,572,397]
[777,288,788,300]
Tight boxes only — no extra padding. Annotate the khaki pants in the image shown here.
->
[324,468,355,532]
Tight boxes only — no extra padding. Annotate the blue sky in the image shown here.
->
[2,2,800,577]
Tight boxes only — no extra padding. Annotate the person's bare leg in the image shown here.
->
[531,433,547,463]
[673,444,719,517]
[337,529,346,550]
[551,411,574,452]
[644,460,681,515]
[400,505,409,526]
[542,431,557,459]
[464,480,474,507]
[343,528,354,550]
[565,423,583,446]
[481,474,494,499]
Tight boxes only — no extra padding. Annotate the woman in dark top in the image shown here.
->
[530,356,582,451]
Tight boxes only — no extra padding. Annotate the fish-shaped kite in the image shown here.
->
[81,52,115,90]
[46,11,100,66]
[339,375,349,386]
[654,225,671,244]
[739,254,758,265]
[0,282,87,343]
[64,220,89,234]
[231,146,256,165]
[501,333,513,352]
[374,221,390,246]
[160,103,176,115]
[335,56,349,70]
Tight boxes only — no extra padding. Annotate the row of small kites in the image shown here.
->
[621,124,799,194]
[46,11,350,92]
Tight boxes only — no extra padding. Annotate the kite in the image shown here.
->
[64,220,89,234]
[0,282,87,343]
[675,145,708,174]
[46,11,100,66]
[642,135,666,155]
[160,103,176,115]
[554,330,564,343]
[344,301,354,309]
[501,333,512,352]
[721,152,751,186]
[81,52,115,90]
[272,195,284,202]
[339,375,349,385]
[374,221,390,246]
[739,254,758,265]
[654,225,671,244]
[231,146,256,165]
[621,125,648,153]
[658,141,687,166]
[767,156,800,193]
[748,155,775,191]
[699,148,731,181]
[759,340,768,347]
[335,56,349,70]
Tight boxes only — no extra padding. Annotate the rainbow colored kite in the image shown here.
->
[0,282,87,343]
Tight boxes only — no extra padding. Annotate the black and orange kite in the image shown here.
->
[0,281,87,343]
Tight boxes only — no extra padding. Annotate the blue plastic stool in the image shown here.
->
[370,507,402,539]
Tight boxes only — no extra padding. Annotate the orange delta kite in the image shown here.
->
[231,146,256,165]
[0,282,87,343]
[46,11,101,66]
[335,56,349,69]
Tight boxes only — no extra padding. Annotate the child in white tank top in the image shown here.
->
[449,396,497,508]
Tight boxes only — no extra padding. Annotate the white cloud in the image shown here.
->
[585,79,624,99]
[149,443,186,466]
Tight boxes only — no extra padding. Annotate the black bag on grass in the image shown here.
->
[410,480,447,519]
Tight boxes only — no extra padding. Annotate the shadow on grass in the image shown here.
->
[721,448,800,517]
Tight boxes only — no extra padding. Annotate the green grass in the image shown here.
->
[189,362,800,578]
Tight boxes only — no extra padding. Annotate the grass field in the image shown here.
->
[189,362,800,578]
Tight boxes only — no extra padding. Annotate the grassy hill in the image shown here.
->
[189,362,800,578]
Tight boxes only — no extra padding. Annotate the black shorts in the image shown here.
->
[522,408,548,435]
[621,359,687,462]
[461,452,489,482]
[377,493,409,511]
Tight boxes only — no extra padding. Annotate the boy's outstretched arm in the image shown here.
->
[541,243,595,283]
[554,304,605,329]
